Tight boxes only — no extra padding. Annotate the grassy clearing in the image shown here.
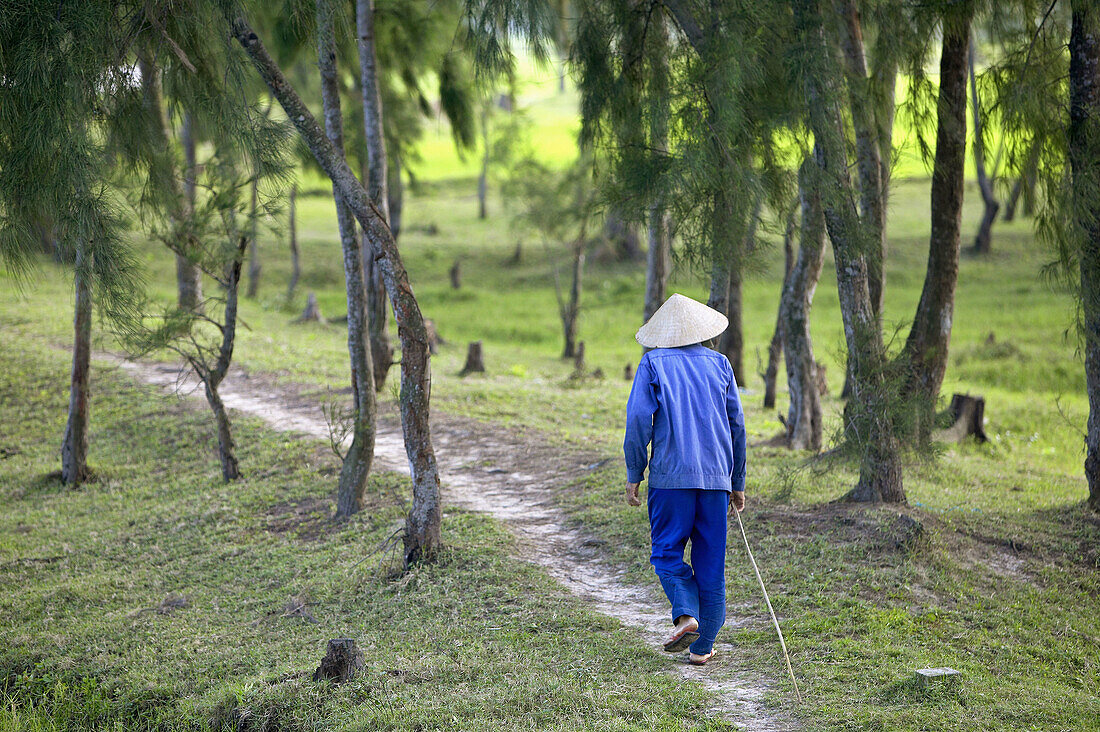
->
[0,340,733,731]
[2,70,1098,729]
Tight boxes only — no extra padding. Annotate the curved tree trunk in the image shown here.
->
[779,171,826,451]
[899,13,970,438]
[1069,0,1100,511]
[559,239,585,359]
[969,39,999,254]
[230,14,442,560]
[357,0,395,391]
[61,242,92,485]
[318,3,377,519]
[200,237,247,482]
[795,0,904,503]
[762,202,797,409]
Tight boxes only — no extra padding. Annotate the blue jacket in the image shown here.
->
[624,344,746,492]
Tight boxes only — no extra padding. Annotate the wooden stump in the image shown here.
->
[460,341,485,375]
[449,259,461,290]
[935,393,988,443]
[313,638,364,683]
[298,291,325,324]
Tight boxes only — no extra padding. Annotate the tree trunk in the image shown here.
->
[718,265,744,385]
[560,240,585,359]
[836,0,886,317]
[780,162,827,451]
[899,14,970,439]
[644,201,670,324]
[478,105,489,220]
[199,237,247,482]
[764,202,798,410]
[836,0,886,401]
[178,112,204,311]
[969,39,999,254]
[230,14,442,560]
[717,193,760,386]
[794,0,904,503]
[1069,0,1100,511]
[388,151,404,241]
[246,174,261,298]
[287,182,300,299]
[644,13,671,329]
[357,0,395,392]
[138,52,202,312]
[61,242,92,485]
[318,3,377,520]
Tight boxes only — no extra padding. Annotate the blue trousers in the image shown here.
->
[647,488,729,655]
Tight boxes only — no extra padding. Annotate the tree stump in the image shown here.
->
[424,318,445,355]
[623,363,633,381]
[313,638,364,683]
[460,341,485,375]
[934,393,988,443]
[449,259,461,290]
[298,291,325,324]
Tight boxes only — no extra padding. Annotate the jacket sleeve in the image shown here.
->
[623,355,659,483]
[727,366,747,492]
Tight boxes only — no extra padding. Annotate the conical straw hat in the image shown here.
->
[635,293,728,348]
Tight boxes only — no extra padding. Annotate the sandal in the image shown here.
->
[689,650,715,666]
[663,616,700,653]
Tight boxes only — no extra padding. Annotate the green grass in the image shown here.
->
[0,340,731,731]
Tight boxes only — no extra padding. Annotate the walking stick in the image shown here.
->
[734,508,803,704]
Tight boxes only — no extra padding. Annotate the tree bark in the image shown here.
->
[795,0,904,502]
[1069,0,1100,511]
[388,150,404,241]
[836,0,886,316]
[969,39,999,254]
[178,112,204,311]
[229,14,442,559]
[138,52,203,312]
[764,201,798,411]
[716,193,760,386]
[317,3,377,520]
[357,0,395,392]
[780,162,827,451]
[559,239,585,359]
[246,174,261,298]
[643,10,670,325]
[61,241,92,485]
[478,105,489,219]
[899,14,970,438]
[198,237,247,482]
[287,182,300,299]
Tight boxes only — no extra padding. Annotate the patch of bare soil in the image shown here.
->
[262,496,335,541]
[103,354,794,730]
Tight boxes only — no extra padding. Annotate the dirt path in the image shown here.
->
[106,355,792,730]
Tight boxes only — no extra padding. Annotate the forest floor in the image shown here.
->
[3,173,1100,729]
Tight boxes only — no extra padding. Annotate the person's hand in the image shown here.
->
[730,490,745,513]
[626,481,642,506]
